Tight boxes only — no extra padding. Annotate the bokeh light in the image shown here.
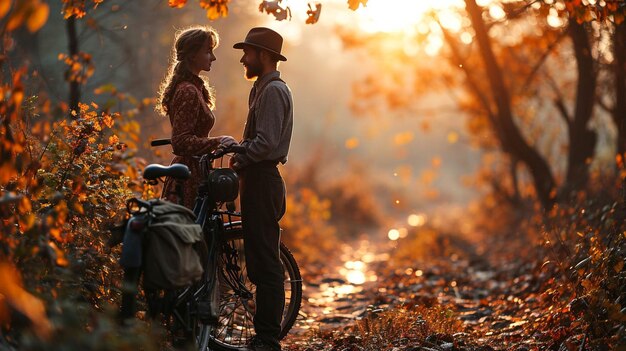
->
[388,228,400,240]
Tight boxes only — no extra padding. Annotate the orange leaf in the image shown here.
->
[345,137,359,149]
[206,4,227,20]
[0,0,11,19]
[347,0,367,11]
[168,0,187,8]
[394,131,414,146]
[0,262,52,339]
[71,201,84,215]
[108,134,119,145]
[447,131,459,144]
[26,2,49,33]
[49,227,63,242]
[6,11,24,32]
[102,114,114,128]
[48,241,69,267]
[12,89,24,106]
[306,2,321,24]
[17,197,31,213]
[18,213,36,231]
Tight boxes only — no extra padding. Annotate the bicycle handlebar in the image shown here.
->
[150,138,171,147]
[211,145,246,159]
[150,138,246,159]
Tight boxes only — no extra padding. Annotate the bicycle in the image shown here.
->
[111,141,302,350]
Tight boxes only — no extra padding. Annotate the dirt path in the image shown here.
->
[281,234,561,350]
[288,239,389,336]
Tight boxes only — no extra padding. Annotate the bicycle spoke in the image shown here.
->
[206,238,301,349]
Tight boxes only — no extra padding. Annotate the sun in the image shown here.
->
[354,0,465,34]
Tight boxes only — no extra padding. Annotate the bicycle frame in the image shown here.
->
[163,149,246,336]
[116,141,302,350]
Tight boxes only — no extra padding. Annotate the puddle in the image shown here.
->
[290,238,387,334]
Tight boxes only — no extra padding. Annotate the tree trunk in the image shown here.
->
[66,16,80,116]
[563,19,596,195]
[464,0,556,209]
[614,21,626,157]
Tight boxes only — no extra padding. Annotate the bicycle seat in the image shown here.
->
[143,163,191,181]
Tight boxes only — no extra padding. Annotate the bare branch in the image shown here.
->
[521,30,568,91]
[544,73,572,127]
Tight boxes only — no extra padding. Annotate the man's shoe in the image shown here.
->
[247,337,280,351]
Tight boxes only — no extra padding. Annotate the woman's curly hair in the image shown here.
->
[156,26,219,116]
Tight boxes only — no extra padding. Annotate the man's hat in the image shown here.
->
[233,27,287,61]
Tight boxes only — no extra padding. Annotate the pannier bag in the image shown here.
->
[142,199,204,290]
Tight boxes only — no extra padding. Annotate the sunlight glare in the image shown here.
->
[408,213,427,227]
[424,36,443,57]
[398,227,408,238]
[488,5,506,20]
[547,8,564,27]
[346,270,366,285]
[438,11,462,31]
[460,32,473,44]
[345,260,365,270]
[388,228,400,240]
[355,0,464,34]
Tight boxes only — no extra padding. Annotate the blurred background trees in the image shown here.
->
[335,0,626,209]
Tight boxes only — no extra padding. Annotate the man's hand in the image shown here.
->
[219,135,239,148]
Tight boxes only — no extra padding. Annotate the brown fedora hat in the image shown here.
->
[233,27,287,61]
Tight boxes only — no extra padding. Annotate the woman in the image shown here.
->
[156,26,238,209]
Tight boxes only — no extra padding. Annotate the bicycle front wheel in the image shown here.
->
[206,234,302,350]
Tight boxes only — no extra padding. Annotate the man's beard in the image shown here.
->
[245,62,262,79]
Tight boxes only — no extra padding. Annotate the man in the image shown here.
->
[231,27,294,351]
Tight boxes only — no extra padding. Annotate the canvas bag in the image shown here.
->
[142,200,204,290]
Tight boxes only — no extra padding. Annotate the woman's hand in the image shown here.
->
[218,136,239,148]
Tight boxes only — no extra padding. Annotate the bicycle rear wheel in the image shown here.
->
[205,233,302,350]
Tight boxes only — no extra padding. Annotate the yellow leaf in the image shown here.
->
[26,2,49,33]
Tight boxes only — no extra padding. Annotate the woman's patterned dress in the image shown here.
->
[161,77,221,209]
